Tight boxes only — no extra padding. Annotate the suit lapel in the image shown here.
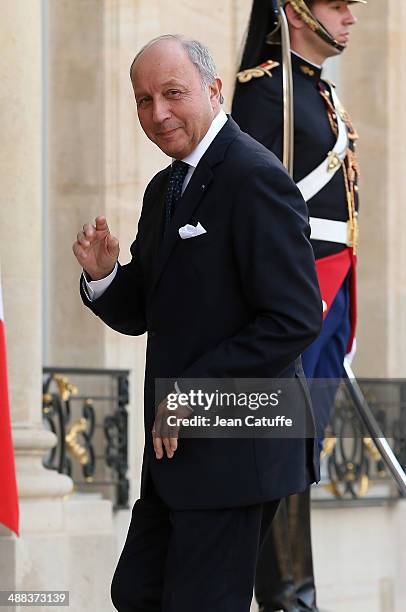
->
[148,117,241,301]
[148,161,212,298]
[140,169,170,294]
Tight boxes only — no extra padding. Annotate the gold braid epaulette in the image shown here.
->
[236,60,280,83]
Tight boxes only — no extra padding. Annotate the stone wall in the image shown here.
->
[341,1,406,377]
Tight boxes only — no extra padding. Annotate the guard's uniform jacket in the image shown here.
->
[232,51,359,352]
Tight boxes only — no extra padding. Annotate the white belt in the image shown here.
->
[309,217,350,245]
[297,87,349,203]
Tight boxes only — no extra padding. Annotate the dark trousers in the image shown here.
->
[111,475,280,612]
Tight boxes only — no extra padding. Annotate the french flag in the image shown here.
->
[0,278,19,535]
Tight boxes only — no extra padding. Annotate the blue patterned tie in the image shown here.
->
[164,160,189,228]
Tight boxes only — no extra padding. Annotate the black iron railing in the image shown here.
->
[316,378,406,502]
[42,367,130,509]
[42,369,406,505]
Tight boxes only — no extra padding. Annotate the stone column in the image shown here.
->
[341,1,406,377]
[0,3,117,610]
[0,0,73,528]
[386,2,406,377]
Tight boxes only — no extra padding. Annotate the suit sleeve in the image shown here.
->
[180,161,323,380]
[80,235,147,336]
[232,77,284,162]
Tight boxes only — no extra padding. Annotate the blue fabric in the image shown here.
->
[301,275,351,452]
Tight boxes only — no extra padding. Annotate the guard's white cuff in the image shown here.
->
[82,263,118,302]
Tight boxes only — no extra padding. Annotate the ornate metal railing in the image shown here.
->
[42,370,406,505]
[42,367,130,509]
[316,378,406,502]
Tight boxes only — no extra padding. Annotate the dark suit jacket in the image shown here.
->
[81,117,323,509]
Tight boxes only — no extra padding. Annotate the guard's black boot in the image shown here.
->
[255,489,319,612]
[289,489,318,611]
[255,498,300,611]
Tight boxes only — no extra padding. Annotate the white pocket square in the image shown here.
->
[178,222,207,240]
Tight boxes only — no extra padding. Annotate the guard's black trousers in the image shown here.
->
[255,488,317,612]
[111,476,280,612]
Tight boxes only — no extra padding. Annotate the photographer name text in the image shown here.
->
[166,415,292,428]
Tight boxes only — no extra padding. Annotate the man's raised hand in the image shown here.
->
[72,216,120,280]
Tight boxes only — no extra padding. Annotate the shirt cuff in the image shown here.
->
[82,263,118,302]
[173,381,194,413]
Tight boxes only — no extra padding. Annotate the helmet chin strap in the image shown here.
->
[288,0,346,53]
[309,16,346,53]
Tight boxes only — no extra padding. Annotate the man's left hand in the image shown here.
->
[152,395,192,459]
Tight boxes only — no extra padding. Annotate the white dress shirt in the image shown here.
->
[83,109,228,301]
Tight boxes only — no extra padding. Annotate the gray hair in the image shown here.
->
[130,34,223,103]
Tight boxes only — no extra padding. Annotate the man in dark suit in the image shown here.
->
[73,34,322,612]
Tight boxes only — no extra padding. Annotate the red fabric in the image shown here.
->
[347,251,357,353]
[0,301,19,535]
[315,248,356,353]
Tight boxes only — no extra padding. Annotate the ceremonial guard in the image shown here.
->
[232,1,365,610]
